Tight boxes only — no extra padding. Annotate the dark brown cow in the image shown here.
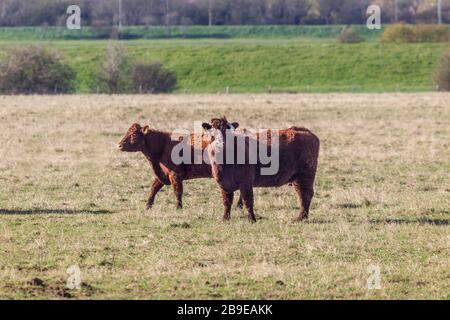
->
[202,117,320,223]
[117,123,242,209]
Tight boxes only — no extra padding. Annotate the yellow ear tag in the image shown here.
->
[143,127,150,135]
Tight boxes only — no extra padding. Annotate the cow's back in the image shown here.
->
[253,127,319,186]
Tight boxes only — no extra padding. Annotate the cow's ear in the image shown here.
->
[231,122,239,129]
[202,123,212,131]
[141,125,150,135]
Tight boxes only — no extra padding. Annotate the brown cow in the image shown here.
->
[117,123,242,209]
[202,117,320,223]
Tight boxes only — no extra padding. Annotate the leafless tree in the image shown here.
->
[99,43,127,94]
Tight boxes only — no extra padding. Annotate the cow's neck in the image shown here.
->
[209,140,226,182]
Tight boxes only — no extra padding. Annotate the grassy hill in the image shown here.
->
[0,25,448,93]
[52,40,447,93]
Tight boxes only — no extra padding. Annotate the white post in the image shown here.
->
[118,0,123,29]
[165,0,171,36]
[208,0,213,27]
[165,0,170,26]
[394,0,399,22]
[438,0,442,24]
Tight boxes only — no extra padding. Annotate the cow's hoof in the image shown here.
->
[293,216,308,223]
[146,203,153,210]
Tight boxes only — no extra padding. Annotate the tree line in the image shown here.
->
[0,0,449,27]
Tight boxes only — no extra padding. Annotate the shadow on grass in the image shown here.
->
[369,218,450,226]
[304,219,334,224]
[336,203,363,209]
[303,218,450,225]
[0,208,112,215]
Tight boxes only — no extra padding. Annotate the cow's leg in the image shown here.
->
[169,175,183,209]
[236,193,243,209]
[240,186,256,223]
[146,178,164,209]
[293,174,315,222]
[221,189,234,221]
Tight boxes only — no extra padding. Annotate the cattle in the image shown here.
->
[202,117,320,223]
[117,123,243,209]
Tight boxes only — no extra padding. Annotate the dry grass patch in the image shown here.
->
[0,93,449,299]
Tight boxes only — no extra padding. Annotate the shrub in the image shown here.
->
[380,24,415,43]
[381,24,450,43]
[435,48,450,91]
[0,46,75,94]
[414,24,449,42]
[337,27,364,44]
[132,62,177,94]
[98,43,129,94]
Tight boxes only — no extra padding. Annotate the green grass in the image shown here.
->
[52,41,450,93]
[0,25,448,94]
[0,25,384,41]
[0,94,449,299]
[1,39,447,93]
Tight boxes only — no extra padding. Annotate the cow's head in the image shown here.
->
[202,117,239,146]
[201,118,239,132]
[117,123,149,152]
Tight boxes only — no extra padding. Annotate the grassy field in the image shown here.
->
[0,25,384,41]
[1,39,448,93]
[0,93,449,299]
